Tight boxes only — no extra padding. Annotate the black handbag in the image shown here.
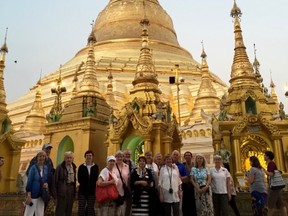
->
[41,188,50,203]
[37,166,50,203]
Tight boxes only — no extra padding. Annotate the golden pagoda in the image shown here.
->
[0,30,25,193]
[7,0,227,167]
[213,1,288,186]
[106,16,181,160]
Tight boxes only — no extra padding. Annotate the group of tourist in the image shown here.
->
[21,143,287,216]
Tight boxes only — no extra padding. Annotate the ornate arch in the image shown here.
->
[240,134,271,172]
[56,135,74,166]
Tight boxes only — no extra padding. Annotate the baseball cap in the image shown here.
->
[107,155,116,162]
[42,143,53,150]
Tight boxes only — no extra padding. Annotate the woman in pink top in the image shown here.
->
[113,151,130,216]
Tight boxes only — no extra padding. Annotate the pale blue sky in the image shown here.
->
[1,0,288,111]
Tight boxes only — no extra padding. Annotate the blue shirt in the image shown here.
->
[26,164,48,198]
[175,162,187,177]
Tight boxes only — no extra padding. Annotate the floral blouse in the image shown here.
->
[191,167,209,187]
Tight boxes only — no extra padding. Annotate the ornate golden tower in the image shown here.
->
[0,30,25,193]
[213,1,288,185]
[44,33,111,169]
[106,16,181,160]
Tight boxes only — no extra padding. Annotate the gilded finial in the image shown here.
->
[108,62,113,80]
[270,70,275,88]
[87,20,96,44]
[230,0,242,18]
[37,70,42,86]
[0,28,8,53]
[200,40,207,59]
[253,43,260,67]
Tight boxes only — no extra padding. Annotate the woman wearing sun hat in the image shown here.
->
[97,155,118,216]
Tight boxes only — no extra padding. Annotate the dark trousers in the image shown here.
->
[56,184,74,216]
[182,183,197,216]
[78,194,95,216]
[212,193,229,216]
[229,195,240,216]
[163,202,180,216]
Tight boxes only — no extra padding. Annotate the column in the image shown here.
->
[144,140,152,153]
[271,136,285,172]
[232,135,242,176]
[162,137,173,156]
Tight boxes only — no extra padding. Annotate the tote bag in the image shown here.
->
[270,170,285,190]
[96,173,119,203]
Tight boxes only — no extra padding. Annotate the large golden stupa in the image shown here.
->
[5,0,227,170]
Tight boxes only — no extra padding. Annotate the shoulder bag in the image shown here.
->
[37,166,50,203]
[116,163,131,199]
[96,172,119,203]
[270,170,285,190]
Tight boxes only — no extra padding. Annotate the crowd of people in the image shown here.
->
[19,143,287,216]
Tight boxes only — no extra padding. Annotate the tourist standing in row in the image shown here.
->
[26,143,54,191]
[130,156,154,215]
[114,151,130,216]
[24,150,49,216]
[210,155,231,216]
[182,151,197,216]
[154,152,163,171]
[77,150,99,216]
[97,155,118,216]
[159,154,182,216]
[53,151,76,216]
[171,150,186,216]
[191,153,213,215]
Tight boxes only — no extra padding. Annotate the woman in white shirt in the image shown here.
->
[97,155,118,216]
[159,154,182,216]
[210,155,231,216]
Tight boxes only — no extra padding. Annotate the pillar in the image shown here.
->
[144,140,152,153]
[271,136,286,172]
[232,135,242,176]
[162,137,172,156]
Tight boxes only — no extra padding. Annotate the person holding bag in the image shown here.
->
[264,151,287,216]
[97,155,119,216]
[113,151,130,216]
[24,151,49,216]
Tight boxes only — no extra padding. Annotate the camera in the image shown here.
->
[169,188,173,194]
[25,201,33,206]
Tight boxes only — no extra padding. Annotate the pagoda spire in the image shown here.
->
[0,28,9,114]
[230,0,255,86]
[186,43,220,124]
[129,2,162,116]
[79,30,101,96]
[20,79,46,134]
[253,44,263,85]
[131,18,160,89]
[106,64,117,110]
[87,20,97,46]
[0,28,8,61]
[197,42,217,98]
[269,72,279,103]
